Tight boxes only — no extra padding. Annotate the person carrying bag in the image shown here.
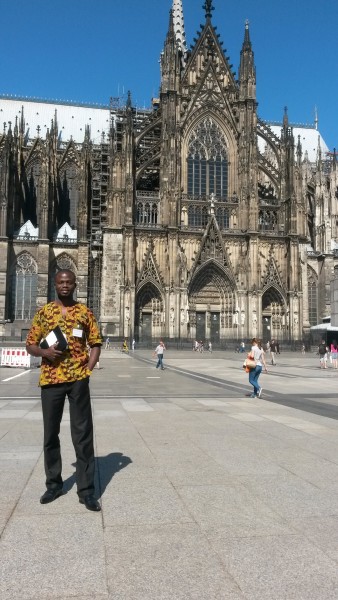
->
[244,338,267,398]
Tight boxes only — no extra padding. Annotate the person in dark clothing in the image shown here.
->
[318,339,328,369]
[270,339,277,365]
[26,270,102,511]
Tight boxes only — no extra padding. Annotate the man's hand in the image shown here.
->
[42,343,63,362]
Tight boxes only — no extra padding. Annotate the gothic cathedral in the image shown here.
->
[0,0,337,344]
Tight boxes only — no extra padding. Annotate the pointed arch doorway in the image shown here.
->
[188,261,236,343]
[262,286,286,341]
[135,283,163,342]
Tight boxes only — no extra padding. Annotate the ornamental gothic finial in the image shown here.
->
[203,0,214,19]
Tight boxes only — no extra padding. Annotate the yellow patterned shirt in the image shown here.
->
[26,302,102,386]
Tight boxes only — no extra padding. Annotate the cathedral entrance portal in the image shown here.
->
[188,262,236,343]
[262,287,285,341]
[135,283,163,342]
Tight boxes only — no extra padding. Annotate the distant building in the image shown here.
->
[0,0,337,343]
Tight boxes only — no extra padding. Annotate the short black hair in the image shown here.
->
[54,269,76,282]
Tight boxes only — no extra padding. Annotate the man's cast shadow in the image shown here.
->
[63,452,132,497]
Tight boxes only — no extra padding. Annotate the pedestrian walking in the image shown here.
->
[153,340,166,369]
[270,339,277,365]
[246,338,268,398]
[132,338,135,351]
[105,336,110,350]
[121,339,129,353]
[26,269,102,511]
[331,340,338,369]
[318,339,328,369]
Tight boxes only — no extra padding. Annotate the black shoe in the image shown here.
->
[79,495,101,512]
[40,488,63,504]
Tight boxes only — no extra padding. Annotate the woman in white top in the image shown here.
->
[248,338,267,398]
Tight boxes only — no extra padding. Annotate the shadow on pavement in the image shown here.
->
[97,452,132,497]
[62,452,132,497]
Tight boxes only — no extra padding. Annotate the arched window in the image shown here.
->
[188,205,208,227]
[308,270,318,326]
[58,164,79,229]
[23,161,40,226]
[11,253,38,320]
[48,255,77,301]
[136,200,158,225]
[259,210,277,231]
[187,118,228,200]
[216,207,229,229]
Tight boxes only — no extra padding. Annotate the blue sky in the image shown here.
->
[0,0,337,149]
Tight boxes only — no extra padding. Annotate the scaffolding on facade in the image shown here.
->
[87,139,109,320]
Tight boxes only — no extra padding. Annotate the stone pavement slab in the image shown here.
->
[1,350,338,599]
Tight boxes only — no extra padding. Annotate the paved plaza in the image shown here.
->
[1,348,338,599]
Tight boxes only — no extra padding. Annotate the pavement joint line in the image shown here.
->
[0,396,40,399]
[2,370,32,382]
[133,354,250,392]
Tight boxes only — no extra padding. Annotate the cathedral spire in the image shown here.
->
[172,0,187,55]
[239,19,256,101]
[160,8,181,92]
[19,105,25,135]
[203,0,214,20]
[243,18,251,49]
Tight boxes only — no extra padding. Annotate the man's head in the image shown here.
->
[54,270,76,299]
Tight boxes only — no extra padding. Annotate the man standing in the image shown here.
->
[270,339,277,365]
[153,340,166,370]
[26,270,102,511]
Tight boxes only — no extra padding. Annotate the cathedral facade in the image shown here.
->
[0,0,337,345]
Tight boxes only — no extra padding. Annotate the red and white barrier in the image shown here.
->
[0,348,41,368]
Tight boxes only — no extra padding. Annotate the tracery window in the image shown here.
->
[259,210,277,231]
[11,253,38,320]
[308,272,318,326]
[188,205,208,227]
[136,202,158,225]
[216,207,229,229]
[187,118,228,200]
[48,255,77,301]
[58,164,79,229]
[23,161,40,225]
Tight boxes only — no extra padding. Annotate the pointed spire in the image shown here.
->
[20,105,25,135]
[54,109,58,138]
[84,124,91,143]
[316,134,322,165]
[172,0,187,55]
[161,8,181,92]
[297,134,302,164]
[283,106,289,128]
[239,18,256,100]
[203,0,214,20]
[314,105,318,130]
[243,19,251,49]
[282,106,292,142]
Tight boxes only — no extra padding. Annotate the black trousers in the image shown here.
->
[41,378,95,498]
